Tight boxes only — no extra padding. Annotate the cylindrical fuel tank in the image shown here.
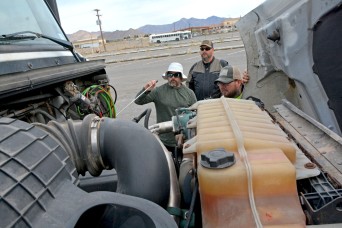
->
[192,98,306,228]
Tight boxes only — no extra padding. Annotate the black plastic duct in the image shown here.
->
[38,114,170,207]
[97,117,171,207]
[0,117,176,227]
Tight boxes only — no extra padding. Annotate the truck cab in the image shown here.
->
[0,0,79,74]
[0,0,116,123]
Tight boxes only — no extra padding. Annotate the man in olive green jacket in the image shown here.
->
[135,62,197,152]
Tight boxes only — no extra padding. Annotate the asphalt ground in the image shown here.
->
[88,32,247,126]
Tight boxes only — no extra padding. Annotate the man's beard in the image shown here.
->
[223,88,240,98]
[168,80,181,87]
[201,53,211,63]
[223,90,237,98]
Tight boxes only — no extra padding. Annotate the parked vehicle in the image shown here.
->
[149,30,192,43]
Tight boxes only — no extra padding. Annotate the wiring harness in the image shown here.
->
[78,85,116,118]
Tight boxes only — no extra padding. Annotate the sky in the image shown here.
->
[57,0,265,34]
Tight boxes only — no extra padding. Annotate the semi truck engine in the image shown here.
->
[3,96,342,227]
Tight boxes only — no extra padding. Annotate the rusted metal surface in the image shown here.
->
[304,162,317,169]
[272,100,342,187]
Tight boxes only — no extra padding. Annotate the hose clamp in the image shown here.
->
[90,116,100,155]
[88,116,106,175]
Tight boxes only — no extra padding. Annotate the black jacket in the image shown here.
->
[186,57,228,101]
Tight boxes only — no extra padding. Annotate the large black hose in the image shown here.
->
[39,115,171,207]
[97,118,170,207]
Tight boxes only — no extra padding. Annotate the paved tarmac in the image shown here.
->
[88,32,248,126]
[88,31,243,63]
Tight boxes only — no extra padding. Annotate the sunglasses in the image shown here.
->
[166,72,182,78]
[200,47,211,51]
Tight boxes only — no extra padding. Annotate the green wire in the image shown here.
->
[79,85,116,118]
[99,92,112,117]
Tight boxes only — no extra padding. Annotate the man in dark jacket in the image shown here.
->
[186,40,227,100]
[186,40,249,100]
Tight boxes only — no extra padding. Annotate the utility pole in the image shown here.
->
[94,9,106,52]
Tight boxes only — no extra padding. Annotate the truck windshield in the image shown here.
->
[0,0,67,46]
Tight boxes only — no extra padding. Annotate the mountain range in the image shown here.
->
[67,16,228,42]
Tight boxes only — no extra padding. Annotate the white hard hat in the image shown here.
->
[162,62,187,82]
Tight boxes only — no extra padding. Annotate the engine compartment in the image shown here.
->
[2,97,342,227]
[0,60,117,123]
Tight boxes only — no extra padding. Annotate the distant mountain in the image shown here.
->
[67,16,228,42]
[67,29,145,42]
[138,16,227,34]
[67,30,99,42]
[103,29,145,41]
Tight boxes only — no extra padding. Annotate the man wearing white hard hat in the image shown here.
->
[135,62,197,154]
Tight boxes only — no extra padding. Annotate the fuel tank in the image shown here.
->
[190,97,306,227]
